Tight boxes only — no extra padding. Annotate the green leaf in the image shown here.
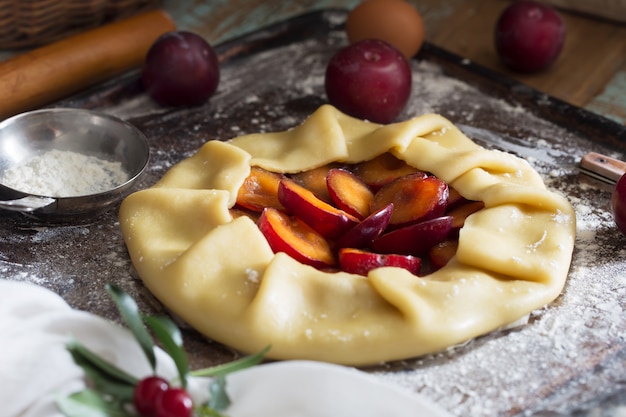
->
[190,347,269,415]
[106,283,156,371]
[191,345,270,378]
[56,389,132,417]
[195,405,228,417]
[67,340,137,385]
[145,315,189,389]
[208,375,230,411]
[67,340,137,401]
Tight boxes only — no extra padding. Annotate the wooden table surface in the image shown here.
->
[0,0,622,124]
[163,0,626,125]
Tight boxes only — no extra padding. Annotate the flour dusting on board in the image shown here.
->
[230,31,626,417]
[103,34,625,416]
[3,12,625,417]
[372,178,626,416]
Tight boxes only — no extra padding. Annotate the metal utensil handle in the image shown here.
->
[0,196,56,212]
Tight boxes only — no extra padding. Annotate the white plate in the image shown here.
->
[226,360,453,417]
[0,280,453,417]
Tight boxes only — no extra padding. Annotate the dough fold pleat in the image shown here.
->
[119,105,575,365]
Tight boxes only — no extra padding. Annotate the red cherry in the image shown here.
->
[133,376,169,417]
[611,173,626,236]
[155,387,193,417]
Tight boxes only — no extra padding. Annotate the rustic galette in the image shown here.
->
[119,105,575,365]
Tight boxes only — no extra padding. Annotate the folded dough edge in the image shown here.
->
[119,105,575,365]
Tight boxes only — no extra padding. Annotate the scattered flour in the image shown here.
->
[1,149,128,197]
[10,14,623,416]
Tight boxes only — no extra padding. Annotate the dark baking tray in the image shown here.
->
[2,9,625,417]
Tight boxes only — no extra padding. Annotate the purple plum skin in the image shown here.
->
[325,39,412,124]
[142,31,220,107]
[494,0,566,73]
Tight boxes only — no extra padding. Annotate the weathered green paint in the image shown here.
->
[162,0,361,43]
[586,70,626,125]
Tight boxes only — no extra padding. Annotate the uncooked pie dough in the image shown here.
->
[119,105,575,365]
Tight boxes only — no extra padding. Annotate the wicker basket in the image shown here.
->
[0,0,161,49]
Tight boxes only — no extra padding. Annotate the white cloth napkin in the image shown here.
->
[0,280,453,417]
[0,280,182,417]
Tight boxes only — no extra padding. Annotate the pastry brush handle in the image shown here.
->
[580,152,626,183]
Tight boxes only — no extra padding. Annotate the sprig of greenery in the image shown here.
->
[57,388,131,417]
[56,283,270,417]
[66,339,138,401]
[190,345,269,378]
[144,315,189,389]
[106,284,156,372]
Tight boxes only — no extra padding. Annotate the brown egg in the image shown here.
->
[345,0,425,59]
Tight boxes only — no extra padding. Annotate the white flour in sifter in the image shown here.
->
[0,149,128,197]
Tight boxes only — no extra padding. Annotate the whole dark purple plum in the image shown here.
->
[325,39,412,124]
[495,1,566,73]
[142,31,220,107]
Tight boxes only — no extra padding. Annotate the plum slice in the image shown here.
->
[278,179,359,240]
[428,239,458,270]
[447,201,485,231]
[258,207,336,269]
[372,173,448,227]
[239,151,483,276]
[334,203,394,250]
[327,168,374,219]
[372,215,453,256]
[236,166,285,212]
[352,153,420,190]
[339,248,421,276]
[290,163,340,204]
[446,186,467,209]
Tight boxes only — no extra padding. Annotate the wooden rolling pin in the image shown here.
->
[0,9,176,120]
